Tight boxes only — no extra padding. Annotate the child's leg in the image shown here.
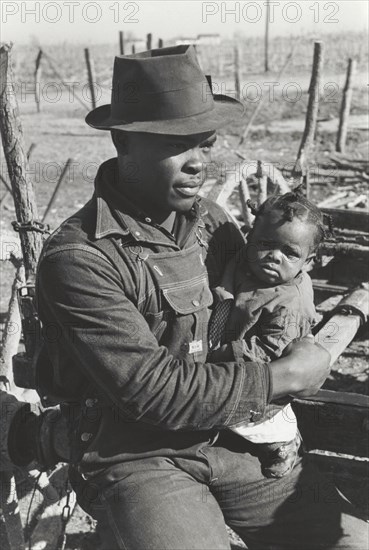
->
[231,404,302,478]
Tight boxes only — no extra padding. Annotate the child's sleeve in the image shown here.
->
[240,307,313,362]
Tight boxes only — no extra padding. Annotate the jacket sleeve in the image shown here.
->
[37,247,271,431]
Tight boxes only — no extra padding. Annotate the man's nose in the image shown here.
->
[182,149,204,175]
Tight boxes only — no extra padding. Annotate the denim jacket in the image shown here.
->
[36,159,271,472]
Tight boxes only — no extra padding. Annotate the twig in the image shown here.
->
[42,158,73,223]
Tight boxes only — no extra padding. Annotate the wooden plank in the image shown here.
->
[321,207,369,232]
[318,241,369,261]
[306,453,369,515]
[293,394,369,457]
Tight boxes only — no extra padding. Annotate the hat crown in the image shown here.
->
[113,45,204,94]
[110,45,213,123]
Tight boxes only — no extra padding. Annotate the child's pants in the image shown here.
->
[231,403,297,443]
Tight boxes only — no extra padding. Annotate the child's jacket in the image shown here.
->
[212,254,318,363]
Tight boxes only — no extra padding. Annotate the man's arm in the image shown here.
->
[37,248,330,431]
[37,247,271,430]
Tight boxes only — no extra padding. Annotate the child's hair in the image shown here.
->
[247,185,333,252]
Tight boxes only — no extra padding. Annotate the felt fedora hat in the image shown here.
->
[86,45,243,135]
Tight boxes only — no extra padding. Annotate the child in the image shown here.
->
[208,187,331,478]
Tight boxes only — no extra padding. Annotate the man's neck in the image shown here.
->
[159,211,176,233]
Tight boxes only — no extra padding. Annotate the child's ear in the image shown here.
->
[303,253,316,271]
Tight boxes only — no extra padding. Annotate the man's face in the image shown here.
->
[246,209,315,285]
[117,131,216,219]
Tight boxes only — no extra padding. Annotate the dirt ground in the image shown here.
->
[0,44,368,549]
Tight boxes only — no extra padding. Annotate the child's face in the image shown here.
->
[246,209,315,285]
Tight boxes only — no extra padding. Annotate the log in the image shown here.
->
[0,265,24,389]
[238,180,254,230]
[215,172,239,208]
[336,58,357,153]
[294,42,324,174]
[84,48,97,110]
[146,33,152,50]
[319,241,369,261]
[321,207,369,232]
[256,160,267,205]
[34,49,42,113]
[0,44,43,282]
[0,471,26,549]
[119,31,124,55]
[314,284,368,365]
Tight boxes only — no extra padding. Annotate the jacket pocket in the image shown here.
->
[163,276,213,315]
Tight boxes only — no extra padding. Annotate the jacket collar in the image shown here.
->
[94,158,205,242]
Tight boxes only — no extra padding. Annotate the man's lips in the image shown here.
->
[174,182,201,198]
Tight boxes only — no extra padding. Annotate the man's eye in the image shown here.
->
[201,142,214,152]
[171,142,185,150]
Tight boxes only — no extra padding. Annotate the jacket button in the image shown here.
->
[81,432,93,442]
[85,398,98,407]
[192,300,200,307]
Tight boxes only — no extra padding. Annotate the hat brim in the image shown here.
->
[85,95,244,135]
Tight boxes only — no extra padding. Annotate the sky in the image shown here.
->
[1,0,368,45]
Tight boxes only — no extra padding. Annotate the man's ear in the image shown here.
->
[111,130,129,154]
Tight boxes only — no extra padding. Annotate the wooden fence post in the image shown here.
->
[146,33,152,50]
[132,44,136,54]
[264,0,270,72]
[119,31,124,55]
[0,44,43,281]
[294,41,324,176]
[234,45,241,101]
[239,179,254,231]
[256,160,268,205]
[84,48,97,110]
[0,42,45,550]
[34,49,42,113]
[336,58,356,153]
[158,38,164,48]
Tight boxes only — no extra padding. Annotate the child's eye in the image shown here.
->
[283,247,300,258]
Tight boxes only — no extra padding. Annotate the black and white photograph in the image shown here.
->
[0,1,368,548]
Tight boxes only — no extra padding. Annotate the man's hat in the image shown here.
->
[86,45,243,135]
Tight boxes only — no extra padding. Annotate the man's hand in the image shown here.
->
[270,336,331,399]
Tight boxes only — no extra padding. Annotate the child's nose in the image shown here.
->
[267,248,282,263]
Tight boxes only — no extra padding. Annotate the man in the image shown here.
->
[36,46,366,549]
